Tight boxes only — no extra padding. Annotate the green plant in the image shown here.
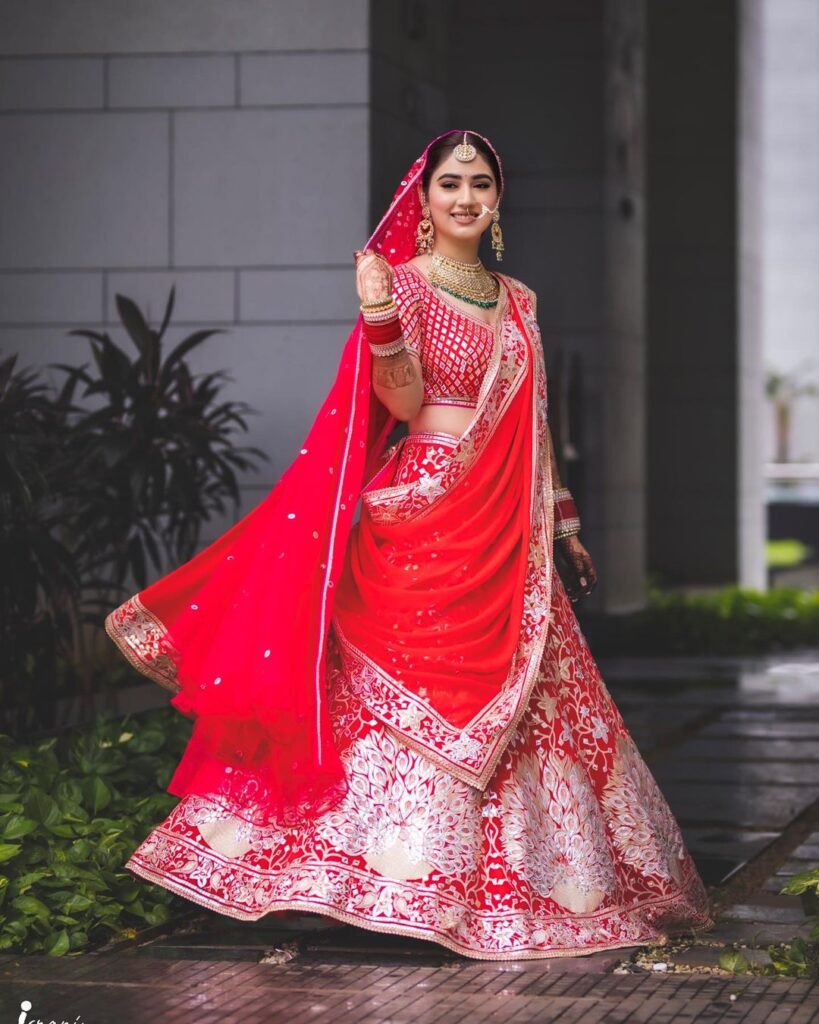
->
[589,584,819,656]
[62,287,266,594]
[1,288,267,723]
[719,947,750,973]
[0,708,190,955]
[781,866,819,937]
[0,355,81,723]
[766,539,815,570]
[765,939,815,978]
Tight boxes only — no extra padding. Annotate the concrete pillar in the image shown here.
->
[645,0,755,585]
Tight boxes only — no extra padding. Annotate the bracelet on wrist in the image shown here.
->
[369,338,407,358]
[553,486,581,539]
[363,317,403,345]
[360,296,396,313]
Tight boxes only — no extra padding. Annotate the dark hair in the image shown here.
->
[421,131,502,196]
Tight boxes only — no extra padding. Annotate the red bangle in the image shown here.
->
[363,317,403,347]
[553,487,580,538]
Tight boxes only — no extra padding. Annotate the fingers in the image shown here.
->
[354,247,377,266]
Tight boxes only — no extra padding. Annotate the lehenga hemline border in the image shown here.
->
[125,855,714,963]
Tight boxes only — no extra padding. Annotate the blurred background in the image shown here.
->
[2,0,818,724]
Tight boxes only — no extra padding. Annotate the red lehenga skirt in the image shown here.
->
[125,430,714,961]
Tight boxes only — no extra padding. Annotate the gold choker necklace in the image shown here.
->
[428,252,499,309]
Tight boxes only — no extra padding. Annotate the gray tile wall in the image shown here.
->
[0,1,370,538]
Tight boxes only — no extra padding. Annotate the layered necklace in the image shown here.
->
[428,251,500,309]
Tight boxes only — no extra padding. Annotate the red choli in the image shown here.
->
[392,262,495,409]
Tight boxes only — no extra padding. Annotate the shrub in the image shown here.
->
[0,708,190,955]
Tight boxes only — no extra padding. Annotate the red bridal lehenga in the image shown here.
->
[105,130,714,960]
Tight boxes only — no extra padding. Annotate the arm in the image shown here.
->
[354,250,424,421]
[371,349,424,422]
[532,296,596,602]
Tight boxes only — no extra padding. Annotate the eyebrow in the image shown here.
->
[435,172,494,181]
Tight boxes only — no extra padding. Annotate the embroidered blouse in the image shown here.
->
[392,262,496,410]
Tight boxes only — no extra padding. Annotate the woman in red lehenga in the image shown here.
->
[105,129,714,959]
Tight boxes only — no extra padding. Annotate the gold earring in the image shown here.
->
[416,199,434,255]
[491,209,504,262]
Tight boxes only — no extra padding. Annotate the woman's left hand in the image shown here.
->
[556,535,598,602]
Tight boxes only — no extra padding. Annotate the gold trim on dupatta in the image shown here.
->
[104,595,181,693]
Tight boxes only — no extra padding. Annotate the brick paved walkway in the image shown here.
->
[1,950,818,1024]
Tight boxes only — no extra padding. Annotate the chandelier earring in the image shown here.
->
[416,196,435,255]
[491,208,504,262]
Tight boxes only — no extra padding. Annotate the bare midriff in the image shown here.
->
[408,404,475,439]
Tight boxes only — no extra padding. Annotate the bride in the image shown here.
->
[106,129,713,959]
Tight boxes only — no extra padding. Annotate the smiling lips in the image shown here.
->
[451,211,478,224]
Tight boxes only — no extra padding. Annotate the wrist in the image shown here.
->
[553,486,581,539]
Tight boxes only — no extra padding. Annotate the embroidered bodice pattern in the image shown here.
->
[392,262,496,410]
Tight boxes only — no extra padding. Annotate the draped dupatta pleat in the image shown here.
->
[333,277,555,788]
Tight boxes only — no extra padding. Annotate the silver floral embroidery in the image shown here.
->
[317,728,481,878]
[499,751,616,906]
[601,736,687,883]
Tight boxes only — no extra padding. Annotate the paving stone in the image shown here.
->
[700,719,819,739]
[654,758,819,786]
[681,828,780,862]
[676,945,775,970]
[706,919,814,945]
[671,736,819,762]
[658,783,816,828]
[719,903,807,924]
[723,707,819,723]
[791,839,819,861]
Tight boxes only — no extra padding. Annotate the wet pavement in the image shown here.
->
[1,651,818,1021]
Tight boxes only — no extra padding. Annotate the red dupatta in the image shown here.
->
[105,129,552,829]
[333,275,555,790]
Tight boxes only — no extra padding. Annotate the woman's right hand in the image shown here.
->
[354,248,394,306]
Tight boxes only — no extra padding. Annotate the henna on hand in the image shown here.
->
[354,249,394,306]
[556,535,598,602]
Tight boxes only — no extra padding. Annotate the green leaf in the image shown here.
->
[24,789,62,827]
[11,895,50,920]
[0,815,37,840]
[0,844,21,863]
[63,893,94,913]
[719,949,750,973]
[44,928,70,956]
[143,903,171,926]
[46,823,76,838]
[83,776,112,814]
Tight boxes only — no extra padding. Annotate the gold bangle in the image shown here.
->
[360,297,396,312]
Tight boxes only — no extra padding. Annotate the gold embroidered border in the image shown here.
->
[127,849,713,962]
[104,594,180,693]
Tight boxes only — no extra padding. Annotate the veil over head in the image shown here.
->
[106,130,506,828]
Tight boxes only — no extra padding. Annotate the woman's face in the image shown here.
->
[421,150,499,249]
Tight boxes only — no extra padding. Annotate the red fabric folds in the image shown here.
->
[105,130,505,828]
[334,349,534,729]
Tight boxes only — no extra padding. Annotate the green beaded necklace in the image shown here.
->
[428,252,500,309]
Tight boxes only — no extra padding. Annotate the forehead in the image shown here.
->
[432,150,496,182]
